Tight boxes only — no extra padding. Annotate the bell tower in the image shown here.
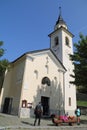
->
[48,7,76,115]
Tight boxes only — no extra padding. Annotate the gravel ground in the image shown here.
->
[0,113,87,130]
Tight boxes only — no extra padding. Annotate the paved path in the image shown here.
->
[0,113,87,130]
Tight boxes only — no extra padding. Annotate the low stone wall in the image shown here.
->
[19,108,30,118]
[19,108,34,118]
[79,106,87,115]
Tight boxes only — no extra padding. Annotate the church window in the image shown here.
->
[34,70,38,79]
[65,37,69,46]
[54,77,57,84]
[54,37,59,46]
[54,76,57,80]
[42,77,51,86]
[69,97,71,106]
[45,65,49,74]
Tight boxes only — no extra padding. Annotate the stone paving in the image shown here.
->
[0,113,87,130]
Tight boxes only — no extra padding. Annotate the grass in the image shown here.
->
[77,92,87,107]
[77,101,87,107]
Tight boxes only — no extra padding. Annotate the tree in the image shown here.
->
[70,34,87,92]
[0,41,4,57]
[0,41,9,92]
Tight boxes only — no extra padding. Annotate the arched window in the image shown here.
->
[34,70,38,79]
[65,37,69,46]
[54,37,59,46]
[69,97,71,106]
[45,65,49,74]
[41,77,51,86]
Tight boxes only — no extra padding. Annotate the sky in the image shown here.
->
[0,0,87,62]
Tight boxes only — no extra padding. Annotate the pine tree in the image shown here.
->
[0,41,9,92]
[70,34,87,92]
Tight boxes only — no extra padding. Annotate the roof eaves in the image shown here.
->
[48,26,74,38]
[50,49,67,71]
[11,48,50,64]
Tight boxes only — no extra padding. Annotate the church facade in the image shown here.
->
[0,9,76,118]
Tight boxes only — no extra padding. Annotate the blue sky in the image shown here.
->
[0,0,87,62]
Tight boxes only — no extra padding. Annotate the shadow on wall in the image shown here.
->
[33,79,64,116]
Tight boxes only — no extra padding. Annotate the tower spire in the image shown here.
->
[59,7,62,17]
[54,7,67,30]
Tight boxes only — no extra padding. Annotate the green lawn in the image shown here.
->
[77,101,87,107]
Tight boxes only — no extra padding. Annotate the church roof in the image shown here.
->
[48,26,74,37]
[11,48,66,71]
[54,7,68,30]
[56,7,66,26]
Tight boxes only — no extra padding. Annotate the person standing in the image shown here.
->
[34,102,43,126]
[75,107,81,125]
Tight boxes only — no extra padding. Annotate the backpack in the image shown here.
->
[75,108,81,116]
[34,104,42,115]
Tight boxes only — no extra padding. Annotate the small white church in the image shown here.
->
[0,8,76,118]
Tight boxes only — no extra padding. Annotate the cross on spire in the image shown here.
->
[59,7,62,17]
[56,7,66,25]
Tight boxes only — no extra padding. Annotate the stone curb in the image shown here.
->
[0,125,87,130]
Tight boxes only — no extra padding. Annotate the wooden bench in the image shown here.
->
[52,116,77,126]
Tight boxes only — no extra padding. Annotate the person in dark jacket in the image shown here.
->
[34,102,43,126]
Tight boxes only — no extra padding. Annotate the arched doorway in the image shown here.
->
[41,77,51,116]
[41,96,49,116]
